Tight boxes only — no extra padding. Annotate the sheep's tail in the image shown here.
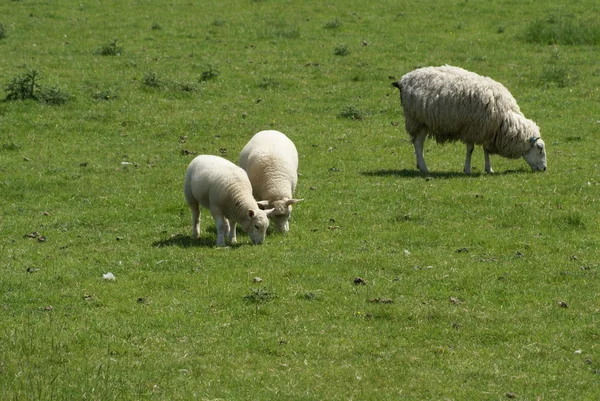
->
[391,81,402,106]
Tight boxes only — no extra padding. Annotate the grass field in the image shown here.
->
[1,0,599,400]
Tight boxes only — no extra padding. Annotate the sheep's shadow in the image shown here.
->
[152,230,245,249]
[360,168,527,179]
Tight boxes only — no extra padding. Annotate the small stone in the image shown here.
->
[253,277,263,283]
[353,277,367,285]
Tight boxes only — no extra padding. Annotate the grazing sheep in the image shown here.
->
[393,65,547,174]
[183,155,273,246]
[239,130,303,233]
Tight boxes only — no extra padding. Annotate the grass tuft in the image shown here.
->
[200,65,220,81]
[324,18,343,30]
[38,85,71,105]
[95,39,123,56]
[334,44,350,56]
[0,23,6,39]
[5,69,41,100]
[244,287,277,304]
[142,71,162,88]
[522,15,600,45]
[91,89,117,101]
[1,141,21,151]
[339,105,364,120]
[4,69,70,104]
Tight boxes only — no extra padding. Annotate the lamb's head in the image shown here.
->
[257,198,303,233]
[241,208,272,245]
[523,137,547,172]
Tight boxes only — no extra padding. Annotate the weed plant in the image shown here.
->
[4,69,70,104]
[95,38,123,56]
[334,43,350,56]
[0,23,6,39]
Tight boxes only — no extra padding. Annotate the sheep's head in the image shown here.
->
[257,198,303,233]
[523,137,547,172]
[243,208,271,245]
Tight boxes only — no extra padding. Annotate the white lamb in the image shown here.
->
[183,155,273,246]
[239,130,303,233]
[393,65,547,174]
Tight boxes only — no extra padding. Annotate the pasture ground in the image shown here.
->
[1,1,599,399]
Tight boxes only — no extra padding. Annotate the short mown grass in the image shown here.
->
[1,1,599,400]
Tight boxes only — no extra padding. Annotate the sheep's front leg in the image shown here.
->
[484,149,494,173]
[212,213,228,247]
[228,220,237,244]
[412,129,428,173]
[464,143,474,175]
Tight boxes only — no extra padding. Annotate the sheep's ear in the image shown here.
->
[285,198,304,206]
[248,209,256,218]
[263,208,275,217]
[256,200,270,209]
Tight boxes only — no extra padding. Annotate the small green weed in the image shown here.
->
[38,85,71,105]
[91,89,117,101]
[174,80,197,92]
[5,69,41,100]
[339,105,364,120]
[200,65,219,82]
[244,287,277,304]
[95,39,123,56]
[142,71,162,88]
[4,69,70,104]
[334,44,350,56]
[324,18,343,30]
[0,23,6,39]
[1,141,21,151]
[151,22,161,30]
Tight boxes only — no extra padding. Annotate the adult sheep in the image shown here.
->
[393,65,547,174]
[183,155,273,246]
[239,130,303,233]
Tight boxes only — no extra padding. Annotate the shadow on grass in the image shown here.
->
[152,233,247,249]
[360,168,528,179]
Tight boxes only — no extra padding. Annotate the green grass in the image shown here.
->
[1,0,600,400]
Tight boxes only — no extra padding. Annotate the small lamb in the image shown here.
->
[239,130,303,233]
[393,65,547,174]
[183,155,273,246]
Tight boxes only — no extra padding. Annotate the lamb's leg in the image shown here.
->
[412,129,428,173]
[213,214,228,247]
[228,220,237,244]
[464,143,474,175]
[484,150,494,173]
[189,200,201,238]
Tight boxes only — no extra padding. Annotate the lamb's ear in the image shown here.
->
[248,209,256,218]
[256,200,270,209]
[263,208,275,217]
[285,198,304,206]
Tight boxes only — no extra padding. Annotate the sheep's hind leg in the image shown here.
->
[189,201,201,238]
[412,129,429,173]
[484,150,494,173]
[464,143,474,175]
